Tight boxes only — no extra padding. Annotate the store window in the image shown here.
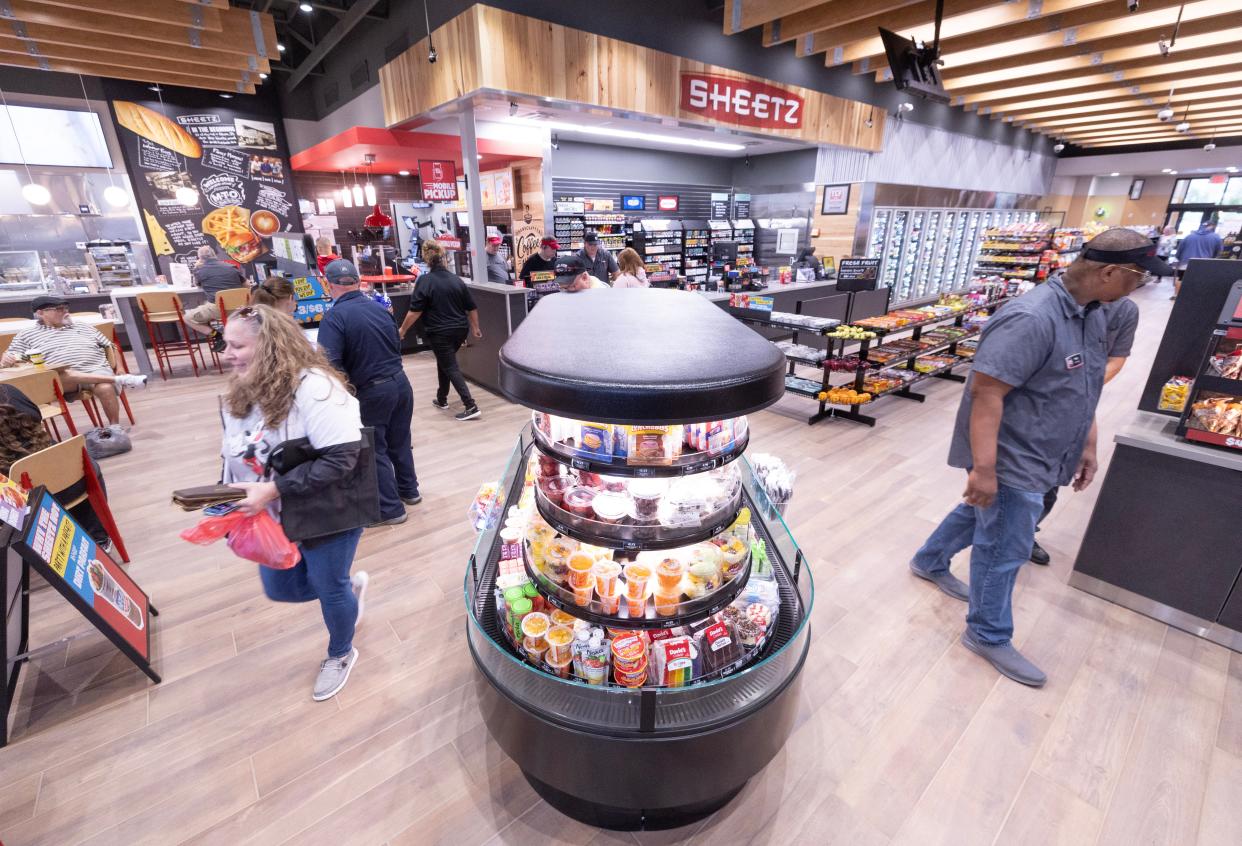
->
[1183,178,1228,205]
[1171,179,1189,204]
[1222,177,1242,207]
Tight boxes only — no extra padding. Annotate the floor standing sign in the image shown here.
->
[1,487,159,746]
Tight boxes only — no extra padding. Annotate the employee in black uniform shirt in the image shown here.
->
[399,240,483,421]
[517,236,560,285]
[318,259,420,526]
[485,236,511,284]
[577,231,618,283]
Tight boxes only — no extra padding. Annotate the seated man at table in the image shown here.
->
[186,245,247,347]
[1,295,147,427]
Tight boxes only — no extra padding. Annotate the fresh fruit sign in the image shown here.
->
[680,73,804,129]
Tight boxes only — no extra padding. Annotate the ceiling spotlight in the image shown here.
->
[219,93,233,99]
[278,42,286,52]
[1157,106,1175,121]
[21,183,51,205]
[299,2,312,11]
[259,72,268,80]
[1053,142,1066,153]
[176,186,199,207]
[1110,172,1120,176]
[896,102,914,114]
[428,46,438,64]
[398,169,410,176]
[1162,167,1173,173]
[1205,142,1217,151]
[148,85,162,93]
[1176,120,1190,133]
[1169,170,1178,174]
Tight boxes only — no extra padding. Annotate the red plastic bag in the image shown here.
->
[180,510,300,569]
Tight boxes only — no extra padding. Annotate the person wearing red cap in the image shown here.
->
[518,236,560,286]
[484,235,511,283]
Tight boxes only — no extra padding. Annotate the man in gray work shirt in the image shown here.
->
[909,229,1171,687]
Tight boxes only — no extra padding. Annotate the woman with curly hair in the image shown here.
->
[221,304,379,701]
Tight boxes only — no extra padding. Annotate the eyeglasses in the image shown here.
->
[232,306,262,322]
[38,305,69,312]
[1109,264,1153,284]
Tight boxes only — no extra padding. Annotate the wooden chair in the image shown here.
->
[3,369,78,440]
[11,434,130,562]
[136,292,205,380]
[216,287,251,328]
[0,333,13,360]
[80,322,135,428]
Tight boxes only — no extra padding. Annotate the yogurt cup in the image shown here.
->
[591,492,630,524]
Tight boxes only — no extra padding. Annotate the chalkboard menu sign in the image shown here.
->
[710,193,731,220]
[732,193,751,219]
[835,258,881,292]
[110,98,302,278]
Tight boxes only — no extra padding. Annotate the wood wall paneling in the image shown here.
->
[812,183,864,264]
[379,6,884,152]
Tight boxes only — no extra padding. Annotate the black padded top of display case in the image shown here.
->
[498,288,786,424]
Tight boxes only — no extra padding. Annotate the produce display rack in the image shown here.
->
[468,288,812,831]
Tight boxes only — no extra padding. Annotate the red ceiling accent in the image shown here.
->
[290,126,543,174]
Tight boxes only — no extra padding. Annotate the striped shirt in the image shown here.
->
[8,322,113,373]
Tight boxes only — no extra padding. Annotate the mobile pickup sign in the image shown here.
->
[419,160,459,201]
[14,488,159,682]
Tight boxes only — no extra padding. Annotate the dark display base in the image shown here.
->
[523,771,744,831]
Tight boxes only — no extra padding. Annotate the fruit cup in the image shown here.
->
[545,625,575,663]
[546,652,574,678]
[523,635,548,664]
[623,563,651,600]
[593,560,621,597]
[655,558,685,592]
[597,584,621,615]
[654,591,680,618]
[573,582,594,607]
[568,551,596,589]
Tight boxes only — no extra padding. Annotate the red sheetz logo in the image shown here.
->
[680,73,804,128]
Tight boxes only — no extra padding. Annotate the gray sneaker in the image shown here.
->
[312,647,359,701]
[351,571,369,628]
[909,561,969,602]
[961,628,1046,687]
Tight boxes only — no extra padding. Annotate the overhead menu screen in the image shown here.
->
[0,105,113,168]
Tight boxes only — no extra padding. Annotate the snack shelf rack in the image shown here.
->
[531,426,750,479]
[467,288,812,830]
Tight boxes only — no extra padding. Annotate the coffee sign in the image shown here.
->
[680,73,804,129]
[419,159,458,201]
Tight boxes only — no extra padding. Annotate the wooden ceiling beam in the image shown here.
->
[2,1,278,59]
[972,70,1242,115]
[803,0,1013,60]
[762,0,927,46]
[1086,133,1242,147]
[0,35,253,83]
[950,42,1242,101]
[174,0,227,7]
[0,21,271,73]
[1062,120,1242,141]
[1069,127,1242,146]
[1034,103,1242,130]
[1005,83,1242,123]
[849,0,1192,73]
[723,0,828,34]
[0,53,256,93]
[23,0,222,30]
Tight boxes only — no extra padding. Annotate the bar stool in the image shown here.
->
[3,369,78,440]
[136,292,205,380]
[216,287,251,327]
[12,434,130,562]
[80,321,136,428]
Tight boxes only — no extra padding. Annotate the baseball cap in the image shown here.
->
[323,258,360,286]
[583,231,599,245]
[31,294,69,312]
[553,254,589,286]
[487,235,502,245]
[1081,243,1174,277]
[540,236,559,250]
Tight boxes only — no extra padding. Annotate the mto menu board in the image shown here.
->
[110,98,302,278]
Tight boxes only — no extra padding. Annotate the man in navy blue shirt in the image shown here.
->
[318,259,419,526]
[1173,221,1223,300]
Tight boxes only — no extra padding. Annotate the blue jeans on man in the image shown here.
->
[260,527,364,658]
[912,484,1045,644]
[357,375,419,520]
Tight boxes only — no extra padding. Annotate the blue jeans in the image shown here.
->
[912,484,1045,645]
[358,376,419,520]
[259,527,364,658]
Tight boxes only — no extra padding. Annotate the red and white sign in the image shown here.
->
[435,233,463,250]
[419,159,458,201]
[657,195,680,212]
[1185,428,1242,450]
[680,73,804,129]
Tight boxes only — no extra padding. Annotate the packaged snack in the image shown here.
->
[543,538,575,584]
[562,486,596,518]
[1158,376,1193,412]
[718,536,748,579]
[696,620,743,673]
[597,585,621,614]
[577,422,614,459]
[538,475,571,508]
[653,636,698,687]
[508,597,533,640]
[627,478,667,521]
[735,618,762,648]
[612,425,629,460]
[628,426,682,465]
[537,454,561,477]
[578,639,609,685]
[592,492,629,523]
[685,560,720,598]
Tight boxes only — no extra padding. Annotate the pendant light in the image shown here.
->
[0,82,51,205]
[338,169,352,208]
[151,84,199,206]
[78,74,130,208]
[363,154,377,206]
[351,167,364,207]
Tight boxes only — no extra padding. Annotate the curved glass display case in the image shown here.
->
[465,289,813,830]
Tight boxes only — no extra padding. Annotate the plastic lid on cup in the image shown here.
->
[509,597,533,616]
[503,587,526,604]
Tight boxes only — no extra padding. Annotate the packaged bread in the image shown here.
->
[114,101,202,159]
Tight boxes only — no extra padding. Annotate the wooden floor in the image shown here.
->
[2,280,1240,846]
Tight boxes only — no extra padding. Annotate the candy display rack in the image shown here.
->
[1176,280,1242,451]
[465,288,812,830]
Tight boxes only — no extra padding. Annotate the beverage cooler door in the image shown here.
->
[880,209,909,291]
[897,210,926,302]
[914,210,943,299]
[935,210,958,294]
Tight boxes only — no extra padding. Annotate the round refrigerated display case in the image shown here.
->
[464,289,813,830]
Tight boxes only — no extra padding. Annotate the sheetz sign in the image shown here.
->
[680,73,804,129]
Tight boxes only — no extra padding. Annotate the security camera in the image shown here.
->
[1176,121,1191,133]
[428,46,437,64]
[1158,39,1170,58]
[897,102,914,113]
[1205,142,1217,151]
[1053,142,1066,153]
[1157,106,1175,121]
[1127,0,1139,12]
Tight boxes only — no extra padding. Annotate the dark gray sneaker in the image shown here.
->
[961,628,1046,687]
[1029,541,1051,566]
[431,398,449,411]
[312,647,359,701]
[368,511,408,527]
[909,561,969,602]
[455,405,481,421]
